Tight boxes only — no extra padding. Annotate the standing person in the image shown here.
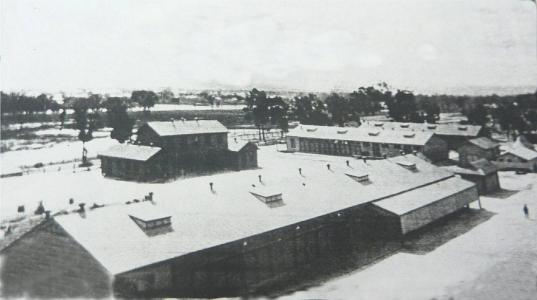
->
[523,204,529,218]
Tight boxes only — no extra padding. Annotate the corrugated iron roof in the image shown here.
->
[145,120,228,136]
[52,153,460,275]
[468,137,500,150]
[98,144,161,161]
[360,121,482,137]
[372,176,475,215]
[287,125,434,146]
[501,145,537,161]
[228,139,256,152]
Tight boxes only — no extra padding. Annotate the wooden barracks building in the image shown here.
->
[98,120,258,181]
[286,125,449,162]
[359,121,484,150]
[1,154,479,298]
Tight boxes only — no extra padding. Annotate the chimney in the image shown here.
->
[69,198,74,205]
[258,175,262,183]
[209,182,214,192]
[363,157,367,163]
[148,192,153,201]
[78,203,86,212]
[45,210,51,219]
[346,160,350,167]
[298,168,302,175]
[326,164,331,170]
[234,137,238,143]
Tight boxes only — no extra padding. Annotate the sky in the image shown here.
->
[1,0,536,96]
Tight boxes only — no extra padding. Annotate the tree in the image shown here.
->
[159,88,174,104]
[291,94,315,124]
[325,93,350,126]
[386,90,417,122]
[243,88,270,141]
[267,96,290,133]
[131,90,158,112]
[105,97,135,143]
[73,99,102,164]
[422,100,441,123]
[466,104,488,126]
[199,91,216,106]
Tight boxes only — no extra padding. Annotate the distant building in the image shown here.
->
[99,120,257,181]
[494,139,537,172]
[286,125,448,162]
[359,121,483,150]
[442,159,500,195]
[0,154,479,298]
[457,137,500,168]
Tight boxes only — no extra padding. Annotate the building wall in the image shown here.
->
[229,146,258,170]
[114,203,402,298]
[458,144,499,168]
[458,173,500,195]
[493,153,537,171]
[399,185,478,234]
[0,221,112,298]
[286,136,433,160]
[101,157,160,181]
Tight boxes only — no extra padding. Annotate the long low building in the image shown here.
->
[1,152,478,298]
[286,125,448,162]
[359,121,483,150]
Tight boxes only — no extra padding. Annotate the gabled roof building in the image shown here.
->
[1,153,478,298]
[286,125,448,162]
[359,121,484,149]
[98,120,258,181]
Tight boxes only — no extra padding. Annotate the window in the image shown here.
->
[382,143,389,149]
[217,134,223,144]
[363,142,371,147]
[394,144,401,149]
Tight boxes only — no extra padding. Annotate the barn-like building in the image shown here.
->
[286,125,448,162]
[98,120,258,180]
[442,159,500,195]
[494,139,537,172]
[359,121,483,150]
[457,137,500,168]
[1,153,479,298]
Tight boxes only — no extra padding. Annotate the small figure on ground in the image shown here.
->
[523,204,529,218]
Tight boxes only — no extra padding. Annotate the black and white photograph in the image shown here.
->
[1,0,536,299]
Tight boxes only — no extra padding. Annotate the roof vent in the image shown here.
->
[374,122,384,127]
[337,129,348,134]
[250,187,283,204]
[458,126,468,131]
[400,123,410,128]
[427,125,437,129]
[345,171,369,182]
[397,160,417,170]
[306,128,318,132]
[368,130,380,136]
[129,207,172,236]
[403,133,415,138]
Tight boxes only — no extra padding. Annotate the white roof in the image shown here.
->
[360,121,482,137]
[144,120,228,136]
[52,152,458,275]
[373,176,475,215]
[98,144,161,161]
[501,144,537,161]
[287,125,434,146]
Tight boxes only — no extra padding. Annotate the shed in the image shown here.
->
[98,144,162,181]
[227,139,258,170]
[441,159,500,195]
[457,137,500,167]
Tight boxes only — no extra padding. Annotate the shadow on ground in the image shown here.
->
[486,188,520,199]
[402,208,496,255]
